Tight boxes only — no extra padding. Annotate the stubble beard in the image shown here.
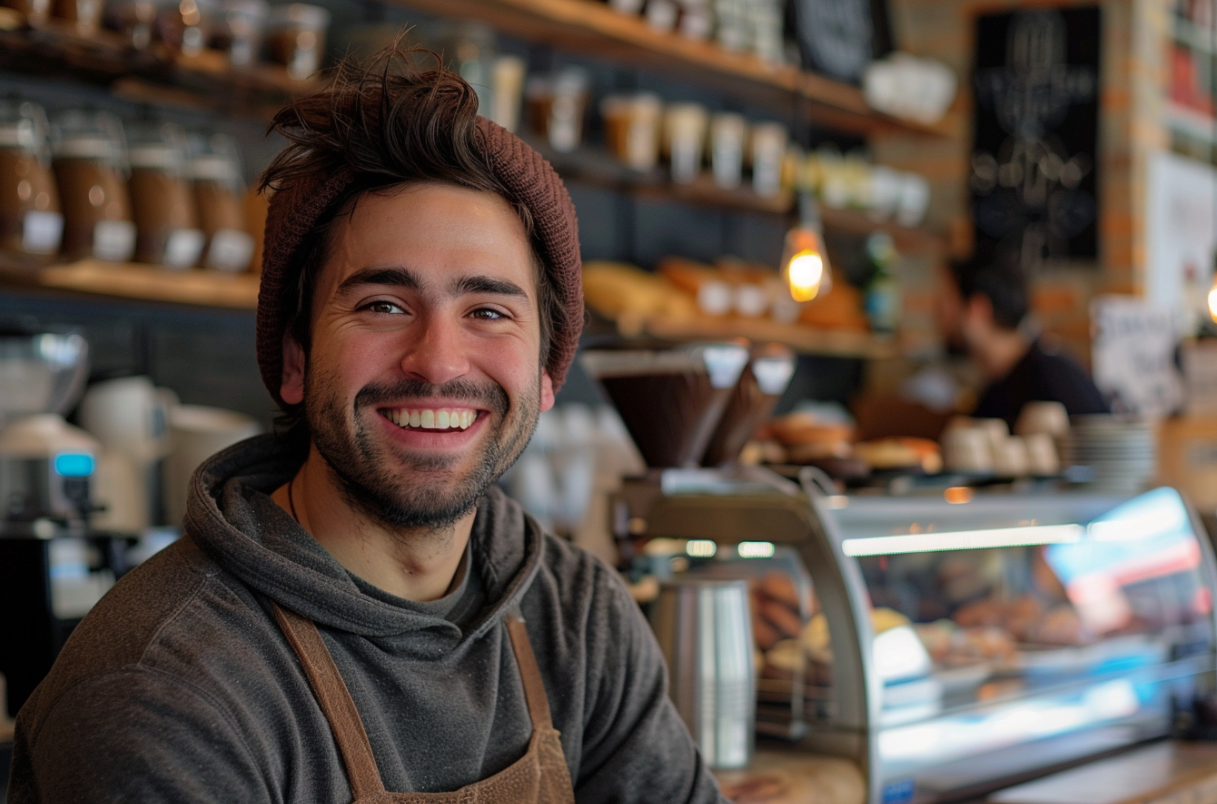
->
[305,365,541,532]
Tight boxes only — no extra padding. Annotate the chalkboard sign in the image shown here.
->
[969,7,1101,269]
[789,0,894,84]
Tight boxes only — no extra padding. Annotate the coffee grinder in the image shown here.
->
[582,341,826,744]
[0,331,125,717]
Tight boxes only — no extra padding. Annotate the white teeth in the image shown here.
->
[385,408,476,431]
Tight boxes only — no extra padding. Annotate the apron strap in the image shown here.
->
[271,602,386,799]
[504,614,555,731]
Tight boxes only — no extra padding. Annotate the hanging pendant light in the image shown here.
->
[781,191,832,303]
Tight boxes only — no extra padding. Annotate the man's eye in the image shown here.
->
[471,308,506,321]
[364,301,405,314]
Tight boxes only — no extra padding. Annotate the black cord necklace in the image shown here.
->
[287,475,301,524]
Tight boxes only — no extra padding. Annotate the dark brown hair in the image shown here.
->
[259,47,557,444]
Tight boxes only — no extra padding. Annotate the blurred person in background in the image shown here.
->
[936,251,1109,429]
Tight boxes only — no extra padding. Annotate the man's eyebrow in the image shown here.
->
[451,275,530,300]
[337,267,421,294]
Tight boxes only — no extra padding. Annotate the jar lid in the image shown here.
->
[0,101,52,156]
[189,153,238,183]
[129,143,182,171]
[55,135,120,160]
[267,3,329,28]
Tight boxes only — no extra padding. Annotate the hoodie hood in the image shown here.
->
[183,433,544,649]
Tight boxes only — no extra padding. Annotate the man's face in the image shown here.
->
[280,183,555,530]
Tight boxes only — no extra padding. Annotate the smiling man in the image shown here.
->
[7,53,726,804]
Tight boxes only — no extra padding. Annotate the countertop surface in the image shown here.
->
[989,740,1217,804]
[714,747,865,804]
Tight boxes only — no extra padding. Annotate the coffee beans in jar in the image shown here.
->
[51,111,136,263]
[0,101,63,258]
[126,121,204,268]
[266,3,330,80]
[188,133,254,272]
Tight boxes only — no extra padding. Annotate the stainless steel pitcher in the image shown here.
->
[649,577,755,769]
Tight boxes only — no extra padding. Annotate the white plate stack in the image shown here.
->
[1068,415,1157,492]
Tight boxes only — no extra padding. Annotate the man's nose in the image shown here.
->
[399,313,471,386]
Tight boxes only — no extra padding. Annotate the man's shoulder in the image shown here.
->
[21,537,283,731]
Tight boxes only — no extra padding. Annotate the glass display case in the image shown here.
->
[620,475,1217,804]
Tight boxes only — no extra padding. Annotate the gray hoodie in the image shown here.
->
[7,434,726,803]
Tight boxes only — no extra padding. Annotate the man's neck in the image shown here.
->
[976,328,1031,381]
[270,453,475,602]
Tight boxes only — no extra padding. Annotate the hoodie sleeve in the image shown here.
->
[573,571,728,804]
[7,669,275,804]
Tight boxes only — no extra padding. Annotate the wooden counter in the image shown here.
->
[989,741,1217,804]
[714,747,865,804]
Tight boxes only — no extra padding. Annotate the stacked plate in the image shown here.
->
[1068,415,1157,492]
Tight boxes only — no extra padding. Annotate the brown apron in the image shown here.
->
[272,603,576,804]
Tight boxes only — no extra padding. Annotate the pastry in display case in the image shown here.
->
[621,482,1217,804]
[591,342,1217,804]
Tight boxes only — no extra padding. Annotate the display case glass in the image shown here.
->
[810,486,1217,804]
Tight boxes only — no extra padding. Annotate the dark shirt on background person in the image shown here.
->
[971,336,1111,430]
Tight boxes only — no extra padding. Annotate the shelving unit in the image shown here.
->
[0,260,259,309]
[0,0,950,363]
[395,0,956,139]
[0,15,319,118]
[642,315,895,358]
[531,139,947,251]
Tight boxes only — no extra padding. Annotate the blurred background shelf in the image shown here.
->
[0,16,319,119]
[395,0,955,138]
[638,314,896,358]
[532,139,947,251]
[0,260,259,309]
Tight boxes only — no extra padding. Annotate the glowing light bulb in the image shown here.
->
[1208,284,1217,324]
[787,248,825,301]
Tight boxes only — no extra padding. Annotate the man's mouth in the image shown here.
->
[379,407,480,431]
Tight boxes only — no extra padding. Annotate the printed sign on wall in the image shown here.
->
[969,7,1101,270]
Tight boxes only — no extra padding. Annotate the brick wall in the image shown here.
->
[876,0,1170,367]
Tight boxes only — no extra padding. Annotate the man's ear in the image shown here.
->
[540,369,555,414]
[281,334,305,405]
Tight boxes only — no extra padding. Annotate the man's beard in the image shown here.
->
[304,366,541,531]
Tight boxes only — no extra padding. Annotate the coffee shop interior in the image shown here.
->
[7,0,1217,799]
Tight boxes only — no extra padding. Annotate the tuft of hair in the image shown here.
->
[259,43,507,200]
[949,249,1031,331]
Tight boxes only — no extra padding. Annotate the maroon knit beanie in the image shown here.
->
[256,115,584,408]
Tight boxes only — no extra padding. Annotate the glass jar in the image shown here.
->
[54,0,103,31]
[438,22,497,117]
[266,3,330,80]
[126,121,204,268]
[209,0,269,66]
[188,132,253,272]
[51,110,136,262]
[0,0,52,23]
[0,101,63,258]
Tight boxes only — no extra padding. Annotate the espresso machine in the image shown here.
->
[0,330,127,718]
[586,341,1217,804]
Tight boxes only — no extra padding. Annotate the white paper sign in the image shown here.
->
[1091,295,1184,418]
[22,211,63,254]
[93,220,136,262]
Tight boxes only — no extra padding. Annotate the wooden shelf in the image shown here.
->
[0,17,319,119]
[395,0,954,138]
[640,315,895,359]
[532,139,947,250]
[0,259,259,309]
